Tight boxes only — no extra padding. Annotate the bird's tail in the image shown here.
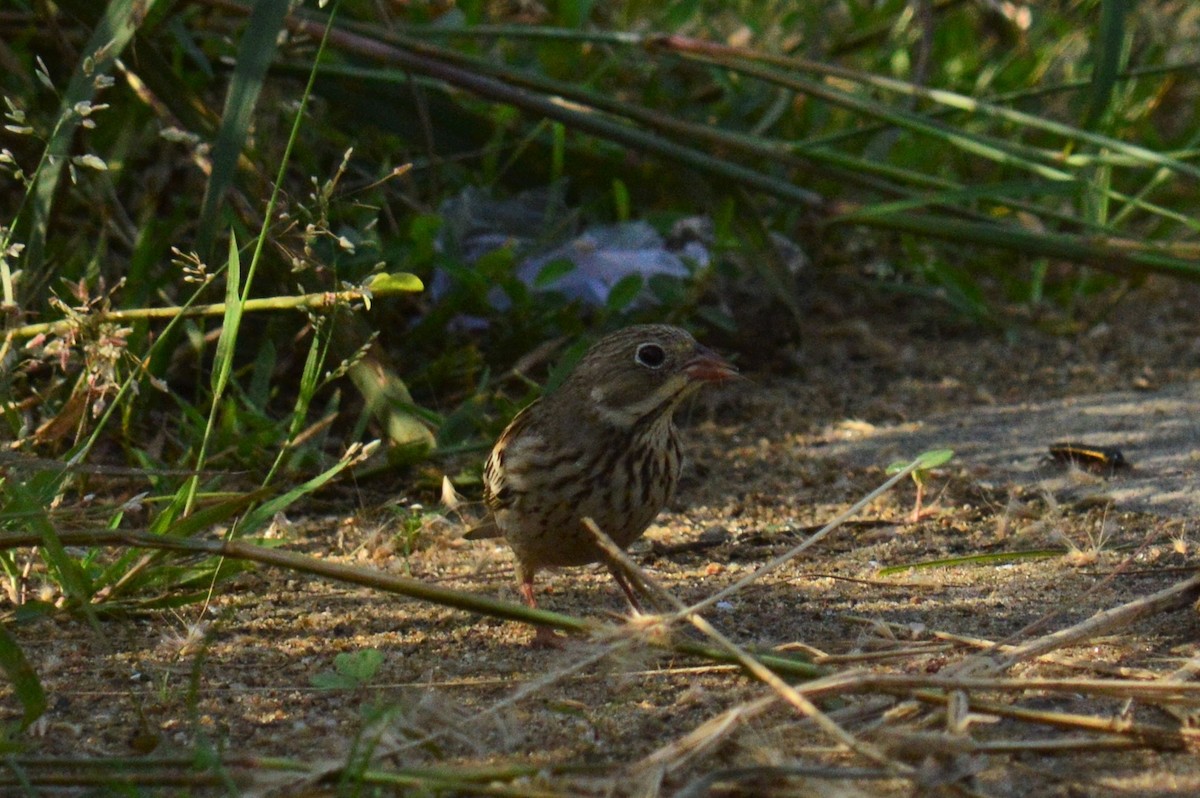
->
[463,520,503,540]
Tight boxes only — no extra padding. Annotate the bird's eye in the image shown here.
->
[635,343,666,369]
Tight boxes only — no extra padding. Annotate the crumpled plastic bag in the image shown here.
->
[435,185,705,308]
[516,221,693,306]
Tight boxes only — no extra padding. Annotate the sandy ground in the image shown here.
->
[7,276,1200,796]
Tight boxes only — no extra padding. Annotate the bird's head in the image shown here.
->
[563,324,738,428]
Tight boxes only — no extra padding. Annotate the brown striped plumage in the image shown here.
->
[469,325,736,640]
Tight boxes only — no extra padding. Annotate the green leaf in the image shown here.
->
[544,337,591,393]
[211,233,244,398]
[311,648,384,690]
[915,449,955,469]
[94,489,271,601]
[0,621,46,728]
[408,214,443,261]
[368,273,424,293]
[165,490,273,539]
[338,649,384,683]
[533,258,576,288]
[556,0,596,28]
[605,273,644,313]
[551,121,565,180]
[887,449,955,474]
[310,670,357,690]
[612,178,630,222]
[661,0,701,28]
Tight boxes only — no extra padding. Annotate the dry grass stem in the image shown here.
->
[931,630,1162,679]
[629,695,778,795]
[912,690,1198,751]
[675,463,922,619]
[583,517,917,780]
[798,672,1200,704]
[987,572,1200,672]
[674,765,894,798]
[815,643,957,665]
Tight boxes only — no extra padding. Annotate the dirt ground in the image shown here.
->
[9,275,1200,796]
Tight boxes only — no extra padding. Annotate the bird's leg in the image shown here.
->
[519,573,564,648]
[518,578,538,607]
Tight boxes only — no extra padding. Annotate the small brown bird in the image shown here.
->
[467,324,737,643]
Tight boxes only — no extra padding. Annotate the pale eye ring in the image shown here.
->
[635,342,666,369]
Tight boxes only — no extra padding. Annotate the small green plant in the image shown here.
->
[311,648,385,691]
[887,449,955,522]
[390,505,443,568]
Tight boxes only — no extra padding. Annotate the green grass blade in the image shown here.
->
[195,0,290,259]
[184,233,244,514]
[294,21,826,208]
[877,549,1065,575]
[211,233,244,400]
[830,208,1200,279]
[1084,0,1129,128]
[238,442,378,535]
[669,38,1200,185]
[95,489,271,597]
[2,479,96,625]
[261,316,331,486]
[20,0,164,277]
[0,621,46,728]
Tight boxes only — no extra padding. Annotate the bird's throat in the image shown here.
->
[588,377,696,430]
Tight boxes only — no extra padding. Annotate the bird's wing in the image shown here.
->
[466,399,542,542]
[482,400,540,509]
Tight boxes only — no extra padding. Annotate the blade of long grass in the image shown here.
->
[261,317,330,487]
[17,0,164,283]
[211,234,244,407]
[876,549,1065,575]
[646,38,1199,233]
[0,528,821,679]
[672,50,1197,231]
[0,620,47,728]
[2,478,97,628]
[1110,125,1200,227]
[324,27,897,199]
[195,0,290,259]
[98,489,271,599]
[830,206,1200,279]
[187,6,347,515]
[242,57,1137,238]
[289,19,1200,275]
[844,180,1083,219]
[182,234,244,515]
[238,441,375,534]
[658,36,1200,186]
[282,15,825,209]
[1083,0,1129,129]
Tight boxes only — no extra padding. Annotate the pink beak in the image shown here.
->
[684,345,738,383]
